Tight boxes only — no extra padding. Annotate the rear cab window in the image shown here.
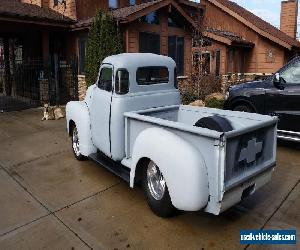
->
[136,66,169,85]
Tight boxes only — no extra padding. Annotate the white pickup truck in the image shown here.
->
[66,53,278,217]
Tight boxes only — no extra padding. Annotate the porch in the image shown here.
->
[0,1,77,111]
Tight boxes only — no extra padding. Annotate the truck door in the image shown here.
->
[90,64,113,157]
[266,59,300,132]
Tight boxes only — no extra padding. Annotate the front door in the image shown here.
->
[90,64,113,157]
[266,59,300,132]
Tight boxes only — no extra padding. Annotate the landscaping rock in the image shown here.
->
[189,100,205,107]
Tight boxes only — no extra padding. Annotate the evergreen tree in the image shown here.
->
[85,11,123,86]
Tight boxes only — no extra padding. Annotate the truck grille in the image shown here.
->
[224,125,276,189]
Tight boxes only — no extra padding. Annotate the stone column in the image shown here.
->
[78,75,87,101]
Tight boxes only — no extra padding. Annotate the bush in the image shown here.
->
[181,91,198,105]
[178,75,222,105]
[205,92,225,109]
[85,11,124,86]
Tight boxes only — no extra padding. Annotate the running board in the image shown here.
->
[277,130,300,142]
[89,152,130,183]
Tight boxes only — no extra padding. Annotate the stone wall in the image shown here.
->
[78,75,87,101]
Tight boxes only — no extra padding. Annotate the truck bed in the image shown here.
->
[124,105,278,213]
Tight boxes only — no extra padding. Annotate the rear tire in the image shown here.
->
[71,125,86,161]
[233,104,253,113]
[142,160,176,217]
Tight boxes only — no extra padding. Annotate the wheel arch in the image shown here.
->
[66,101,96,156]
[130,127,209,211]
[69,120,75,136]
[228,97,257,112]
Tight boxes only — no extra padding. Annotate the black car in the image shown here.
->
[224,56,300,142]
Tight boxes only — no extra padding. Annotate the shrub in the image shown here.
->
[178,75,222,105]
[205,92,225,109]
[85,11,124,86]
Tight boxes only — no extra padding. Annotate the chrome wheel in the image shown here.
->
[72,127,80,156]
[147,161,166,201]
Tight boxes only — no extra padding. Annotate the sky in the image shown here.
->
[228,0,300,37]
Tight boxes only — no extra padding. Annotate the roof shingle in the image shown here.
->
[212,0,300,48]
[112,0,164,20]
[0,0,75,23]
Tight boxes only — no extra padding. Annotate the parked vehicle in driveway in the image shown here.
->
[224,56,300,142]
[66,53,278,217]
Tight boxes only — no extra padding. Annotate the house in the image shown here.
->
[0,0,300,110]
[196,0,300,75]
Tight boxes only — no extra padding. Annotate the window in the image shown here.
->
[98,67,113,91]
[115,69,129,94]
[139,32,160,54]
[78,37,87,74]
[139,12,159,25]
[168,36,184,75]
[202,52,211,75]
[281,60,300,84]
[215,50,221,76]
[227,48,234,73]
[129,0,136,5]
[168,13,183,28]
[53,0,65,6]
[136,67,169,85]
[109,0,118,9]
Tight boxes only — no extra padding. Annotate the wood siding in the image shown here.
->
[124,8,192,75]
[202,0,290,74]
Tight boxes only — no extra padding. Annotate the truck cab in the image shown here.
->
[82,53,180,161]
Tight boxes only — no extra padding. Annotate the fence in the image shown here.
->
[0,57,78,112]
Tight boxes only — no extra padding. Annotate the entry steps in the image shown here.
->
[89,152,130,183]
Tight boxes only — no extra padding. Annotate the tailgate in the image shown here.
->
[224,120,277,191]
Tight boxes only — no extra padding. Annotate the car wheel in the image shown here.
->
[142,160,175,217]
[72,125,86,161]
[233,105,253,113]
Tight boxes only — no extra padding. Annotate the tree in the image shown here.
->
[85,11,123,86]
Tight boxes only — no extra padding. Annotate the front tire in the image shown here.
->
[142,160,175,217]
[72,125,86,161]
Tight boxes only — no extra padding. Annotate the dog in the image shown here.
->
[41,104,65,121]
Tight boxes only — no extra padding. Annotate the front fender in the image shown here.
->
[66,101,97,156]
[131,127,209,211]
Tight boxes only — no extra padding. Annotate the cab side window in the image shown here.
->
[281,61,300,84]
[98,67,113,91]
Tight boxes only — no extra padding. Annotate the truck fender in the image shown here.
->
[66,101,97,156]
[131,127,209,211]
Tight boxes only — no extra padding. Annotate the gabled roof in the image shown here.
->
[0,0,74,25]
[73,0,199,30]
[207,0,300,50]
[112,0,164,21]
[112,0,198,29]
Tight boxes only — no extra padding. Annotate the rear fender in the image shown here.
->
[66,101,97,156]
[131,127,209,211]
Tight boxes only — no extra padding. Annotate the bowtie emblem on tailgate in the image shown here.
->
[239,138,263,164]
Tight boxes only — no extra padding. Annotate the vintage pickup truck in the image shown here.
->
[66,53,278,217]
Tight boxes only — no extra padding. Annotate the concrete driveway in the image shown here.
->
[0,109,299,250]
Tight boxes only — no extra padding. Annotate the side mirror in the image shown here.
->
[274,73,280,83]
[273,73,284,90]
